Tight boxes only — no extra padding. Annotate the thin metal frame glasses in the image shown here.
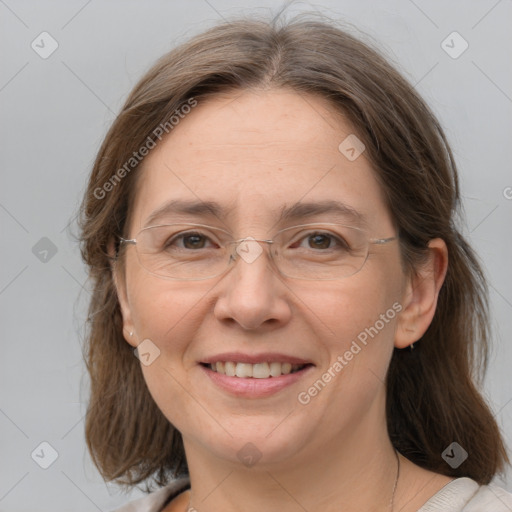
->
[118,222,397,281]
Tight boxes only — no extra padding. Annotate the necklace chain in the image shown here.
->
[390,449,401,511]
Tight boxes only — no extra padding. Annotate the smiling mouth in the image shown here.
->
[201,361,312,378]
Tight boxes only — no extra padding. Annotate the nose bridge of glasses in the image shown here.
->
[229,237,275,266]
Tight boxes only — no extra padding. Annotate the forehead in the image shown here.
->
[129,89,392,233]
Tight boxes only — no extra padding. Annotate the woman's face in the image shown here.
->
[117,89,406,467]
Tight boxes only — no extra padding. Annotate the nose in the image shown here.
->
[212,238,292,331]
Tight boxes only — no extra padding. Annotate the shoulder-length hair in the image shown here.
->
[78,14,509,491]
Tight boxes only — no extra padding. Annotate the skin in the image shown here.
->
[114,89,451,512]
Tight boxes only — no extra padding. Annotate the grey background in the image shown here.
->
[0,0,511,510]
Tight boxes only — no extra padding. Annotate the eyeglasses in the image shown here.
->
[118,223,397,281]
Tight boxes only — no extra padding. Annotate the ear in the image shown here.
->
[395,238,448,349]
[108,239,138,348]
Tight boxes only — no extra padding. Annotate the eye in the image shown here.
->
[292,232,349,251]
[305,233,333,250]
[166,231,217,250]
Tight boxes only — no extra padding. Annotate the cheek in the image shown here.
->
[293,271,401,404]
[293,280,399,426]
[293,270,400,346]
[126,276,213,432]
[126,268,207,359]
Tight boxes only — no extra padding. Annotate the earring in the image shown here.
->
[410,343,415,351]
[129,331,133,337]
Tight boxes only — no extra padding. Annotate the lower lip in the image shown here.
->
[200,364,314,398]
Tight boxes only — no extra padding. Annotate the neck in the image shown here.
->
[183,412,400,512]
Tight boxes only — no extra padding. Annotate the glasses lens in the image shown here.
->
[273,224,368,280]
[135,224,231,280]
[131,223,370,281]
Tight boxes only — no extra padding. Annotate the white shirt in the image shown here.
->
[111,476,512,512]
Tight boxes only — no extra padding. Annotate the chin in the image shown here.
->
[196,414,315,469]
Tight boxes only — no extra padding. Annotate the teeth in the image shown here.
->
[253,362,270,379]
[269,362,282,377]
[281,363,292,375]
[208,361,305,378]
[235,362,253,378]
[225,361,236,377]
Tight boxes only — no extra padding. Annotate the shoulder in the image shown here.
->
[109,477,190,512]
[418,477,512,512]
[464,482,512,511]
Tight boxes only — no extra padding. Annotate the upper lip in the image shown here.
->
[200,352,313,365]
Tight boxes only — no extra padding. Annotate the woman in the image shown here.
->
[79,15,512,512]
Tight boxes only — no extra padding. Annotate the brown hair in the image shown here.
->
[79,14,509,491]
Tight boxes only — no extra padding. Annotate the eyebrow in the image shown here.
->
[143,199,231,227]
[277,200,366,226]
[143,199,366,228]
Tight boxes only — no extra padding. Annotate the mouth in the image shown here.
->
[201,361,310,378]
[199,354,315,398]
